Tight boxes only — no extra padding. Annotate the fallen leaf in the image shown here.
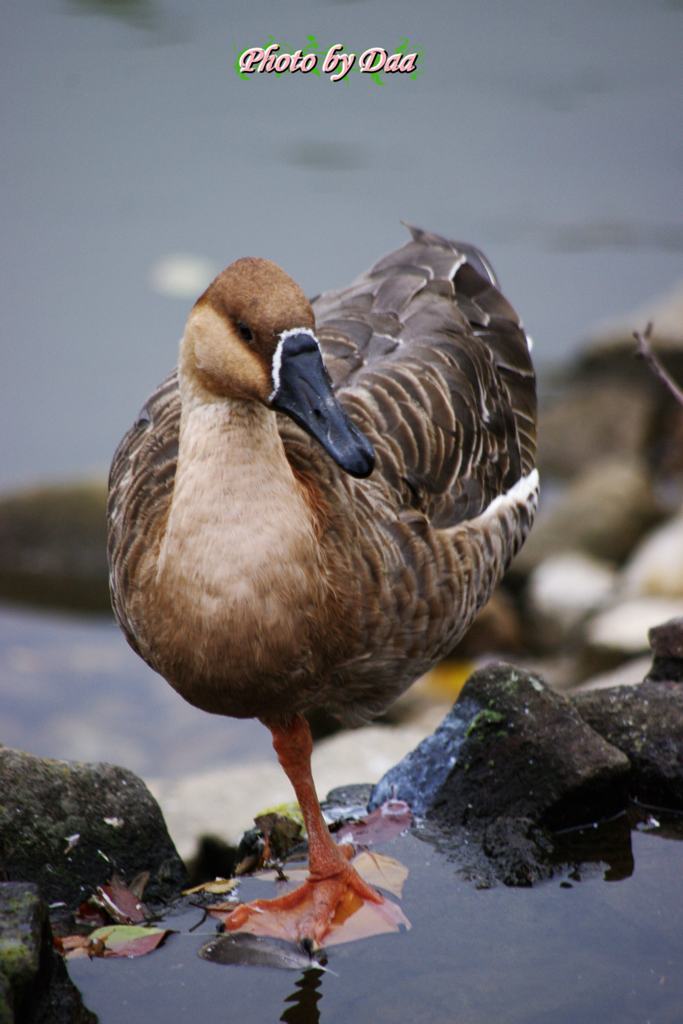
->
[54,934,91,957]
[75,900,109,928]
[128,871,150,901]
[199,933,326,971]
[421,660,475,700]
[182,878,238,896]
[253,801,305,831]
[323,891,410,948]
[88,925,171,958]
[55,925,170,960]
[93,874,147,924]
[335,800,412,847]
[352,851,409,899]
[206,900,240,918]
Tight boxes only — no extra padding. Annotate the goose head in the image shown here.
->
[180,256,375,479]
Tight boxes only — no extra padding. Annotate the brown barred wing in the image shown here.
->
[106,369,180,655]
[313,225,537,531]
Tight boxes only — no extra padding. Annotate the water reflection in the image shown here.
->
[68,0,158,30]
[280,969,325,1024]
[280,140,370,172]
[549,222,683,253]
[554,811,634,882]
[553,804,683,884]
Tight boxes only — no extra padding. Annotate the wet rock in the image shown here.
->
[511,458,660,577]
[371,663,629,885]
[621,513,683,598]
[0,481,109,613]
[0,747,186,918]
[369,691,482,817]
[585,597,683,660]
[574,681,683,809]
[525,551,616,648]
[647,616,683,682]
[0,882,95,1023]
[323,783,374,818]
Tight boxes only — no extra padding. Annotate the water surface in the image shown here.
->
[67,810,683,1023]
[2,0,681,489]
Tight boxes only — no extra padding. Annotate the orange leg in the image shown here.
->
[226,713,382,945]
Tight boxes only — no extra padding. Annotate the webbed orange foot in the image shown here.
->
[226,861,384,947]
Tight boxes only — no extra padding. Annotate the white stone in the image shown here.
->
[571,655,653,694]
[527,551,616,634]
[587,597,683,654]
[621,514,683,598]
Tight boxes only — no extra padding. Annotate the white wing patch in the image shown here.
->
[479,468,540,521]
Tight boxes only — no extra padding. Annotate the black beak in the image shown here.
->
[270,331,375,479]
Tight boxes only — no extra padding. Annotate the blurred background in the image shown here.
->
[1,0,682,853]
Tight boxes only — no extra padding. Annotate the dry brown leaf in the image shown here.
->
[55,925,171,960]
[323,890,410,947]
[352,850,409,899]
[93,874,147,924]
[182,878,238,896]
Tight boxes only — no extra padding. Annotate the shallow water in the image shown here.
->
[67,809,683,1024]
[0,604,272,779]
[2,0,682,489]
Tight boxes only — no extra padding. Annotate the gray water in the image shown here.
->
[0,604,272,778]
[67,814,683,1024]
[2,0,682,490]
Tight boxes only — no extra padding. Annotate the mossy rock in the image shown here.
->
[0,747,186,915]
[0,480,110,612]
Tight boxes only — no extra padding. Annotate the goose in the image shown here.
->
[107,225,538,945]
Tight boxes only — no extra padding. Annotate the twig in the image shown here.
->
[188,906,209,932]
[634,322,683,406]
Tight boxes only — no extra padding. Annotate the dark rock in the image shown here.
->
[321,784,374,828]
[373,663,629,826]
[0,747,186,919]
[371,663,630,886]
[647,616,683,681]
[323,783,373,811]
[0,882,95,1023]
[574,681,683,809]
[185,834,237,888]
[0,480,109,613]
[370,694,481,816]
[233,828,265,878]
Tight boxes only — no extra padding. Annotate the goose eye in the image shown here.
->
[236,320,254,344]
